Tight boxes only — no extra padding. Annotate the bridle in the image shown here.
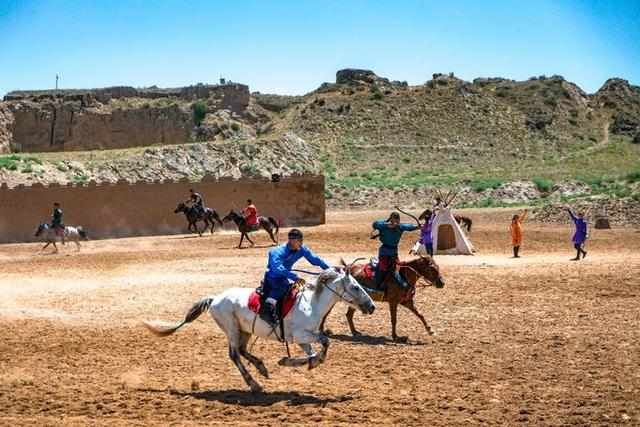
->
[292,257,367,306]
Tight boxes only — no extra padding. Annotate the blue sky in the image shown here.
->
[1,0,638,96]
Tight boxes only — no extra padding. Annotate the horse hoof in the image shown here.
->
[351,330,362,337]
[277,357,289,366]
[250,383,263,393]
[393,336,409,343]
[323,328,334,336]
[257,366,269,379]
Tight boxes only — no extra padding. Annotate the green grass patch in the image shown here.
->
[532,176,553,192]
[0,154,21,170]
[71,173,89,184]
[470,178,502,192]
[626,170,640,183]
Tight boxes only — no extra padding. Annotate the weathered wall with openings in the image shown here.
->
[0,175,324,243]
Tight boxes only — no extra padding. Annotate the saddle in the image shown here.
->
[53,224,65,237]
[248,285,299,321]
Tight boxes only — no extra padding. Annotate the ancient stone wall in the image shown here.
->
[0,175,324,243]
[2,83,251,152]
[7,101,193,152]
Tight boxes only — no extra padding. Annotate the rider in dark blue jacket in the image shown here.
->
[260,228,330,326]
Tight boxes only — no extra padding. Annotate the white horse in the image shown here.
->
[144,266,375,392]
[34,223,88,252]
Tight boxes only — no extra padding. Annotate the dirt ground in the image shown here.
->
[1,208,639,426]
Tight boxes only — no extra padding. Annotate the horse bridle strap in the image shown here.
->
[323,276,359,305]
[292,269,359,305]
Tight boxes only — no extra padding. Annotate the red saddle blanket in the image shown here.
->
[362,263,375,280]
[248,288,299,319]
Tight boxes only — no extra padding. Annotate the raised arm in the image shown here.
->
[400,223,420,232]
[520,209,528,223]
[302,246,330,270]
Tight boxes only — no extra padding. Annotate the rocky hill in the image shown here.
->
[1,69,639,217]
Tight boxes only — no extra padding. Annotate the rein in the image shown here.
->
[291,269,321,276]
[293,269,360,305]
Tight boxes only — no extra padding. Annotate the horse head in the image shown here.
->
[412,255,445,288]
[34,223,48,237]
[222,210,241,223]
[339,257,366,277]
[321,262,375,315]
[174,202,187,214]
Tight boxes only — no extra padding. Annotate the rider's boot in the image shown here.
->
[259,298,279,327]
[393,271,411,292]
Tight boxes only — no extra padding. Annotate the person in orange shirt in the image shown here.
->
[242,199,259,230]
[510,209,528,258]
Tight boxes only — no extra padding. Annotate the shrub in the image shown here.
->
[71,173,89,184]
[532,176,553,192]
[625,170,640,182]
[471,178,502,192]
[370,86,383,100]
[192,101,207,126]
[477,197,496,208]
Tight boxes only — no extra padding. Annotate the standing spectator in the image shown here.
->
[510,209,528,258]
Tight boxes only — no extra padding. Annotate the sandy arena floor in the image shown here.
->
[0,208,639,426]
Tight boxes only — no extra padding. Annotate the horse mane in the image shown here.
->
[310,268,340,296]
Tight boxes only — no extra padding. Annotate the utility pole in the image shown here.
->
[55,74,59,90]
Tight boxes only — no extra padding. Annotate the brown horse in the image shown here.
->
[454,214,473,232]
[320,256,445,342]
[222,210,279,248]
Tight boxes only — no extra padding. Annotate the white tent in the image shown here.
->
[431,207,474,255]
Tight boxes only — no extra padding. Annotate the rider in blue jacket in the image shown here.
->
[372,212,419,290]
[260,228,330,326]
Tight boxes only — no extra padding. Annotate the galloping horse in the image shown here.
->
[34,223,88,253]
[174,202,223,236]
[143,265,375,392]
[321,256,445,342]
[454,214,473,232]
[222,210,279,248]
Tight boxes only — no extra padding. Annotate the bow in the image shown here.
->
[394,205,421,227]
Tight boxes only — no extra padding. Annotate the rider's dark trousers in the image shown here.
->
[263,274,291,303]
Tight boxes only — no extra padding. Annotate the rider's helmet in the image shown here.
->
[247,199,252,204]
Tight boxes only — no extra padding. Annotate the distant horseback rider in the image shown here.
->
[372,212,419,291]
[260,229,330,326]
[186,189,205,217]
[51,202,65,244]
[242,199,259,230]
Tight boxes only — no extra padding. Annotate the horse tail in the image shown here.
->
[143,297,213,337]
[212,210,224,227]
[466,218,472,232]
[268,217,279,238]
